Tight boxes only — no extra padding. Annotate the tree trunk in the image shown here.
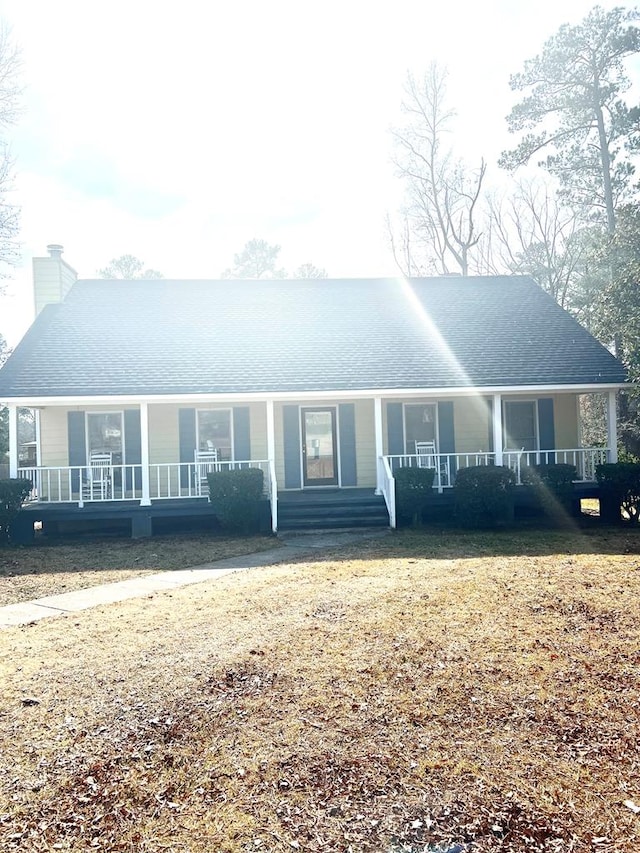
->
[592,75,616,236]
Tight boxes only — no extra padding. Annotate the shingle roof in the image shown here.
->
[0,276,627,398]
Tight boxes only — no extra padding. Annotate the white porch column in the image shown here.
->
[492,394,503,466]
[35,409,42,466]
[607,390,618,463]
[374,397,383,494]
[140,402,151,506]
[266,400,277,533]
[266,399,275,463]
[8,405,18,477]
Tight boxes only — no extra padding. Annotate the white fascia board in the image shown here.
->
[0,382,629,408]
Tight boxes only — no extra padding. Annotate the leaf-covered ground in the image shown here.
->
[1,527,640,851]
[0,533,278,606]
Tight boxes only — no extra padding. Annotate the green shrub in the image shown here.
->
[394,466,436,527]
[596,462,640,524]
[207,468,265,533]
[522,463,577,521]
[454,465,516,529]
[0,478,32,544]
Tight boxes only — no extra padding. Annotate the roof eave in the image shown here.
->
[0,381,630,407]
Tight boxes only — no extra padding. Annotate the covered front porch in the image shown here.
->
[6,388,620,534]
[375,390,618,527]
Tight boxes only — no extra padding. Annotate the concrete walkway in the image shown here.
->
[0,529,389,629]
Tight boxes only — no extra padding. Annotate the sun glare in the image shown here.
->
[397,275,475,388]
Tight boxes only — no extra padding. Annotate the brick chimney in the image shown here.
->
[32,244,78,316]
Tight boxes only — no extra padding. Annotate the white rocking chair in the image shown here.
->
[83,452,113,500]
[503,447,525,482]
[415,440,437,469]
[194,449,219,495]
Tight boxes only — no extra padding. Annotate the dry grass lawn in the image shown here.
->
[2,526,640,851]
[0,534,278,606]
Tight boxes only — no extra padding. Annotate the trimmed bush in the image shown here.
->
[522,463,577,521]
[207,468,265,533]
[596,462,640,524]
[395,466,436,527]
[0,478,32,544]
[454,465,516,529]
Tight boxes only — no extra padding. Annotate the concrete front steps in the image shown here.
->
[277,489,389,532]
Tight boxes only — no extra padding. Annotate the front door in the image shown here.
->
[302,408,338,486]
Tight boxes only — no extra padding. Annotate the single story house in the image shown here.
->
[0,245,627,536]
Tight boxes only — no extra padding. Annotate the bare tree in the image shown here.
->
[391,64,487,276]
[387,213,421,276]
[222,239,288,280]
[98,255,164,279]
[0,332,11,456]
[0,25,21,286]
[479,178,589,310]
[293,263,327,279]
[222,240,328,280]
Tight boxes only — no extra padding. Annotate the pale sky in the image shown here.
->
[0,0,633,344]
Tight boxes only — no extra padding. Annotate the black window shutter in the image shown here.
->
[438,401,456,480]
[179,408,196,488]
[338,403,357,486]
[124,409,142,490]
[387,402,404,456]
[67,411,86,493]
[232,407,251,461]
[538,398,555,463]
[438,401,455,453]
[283,405,301,489]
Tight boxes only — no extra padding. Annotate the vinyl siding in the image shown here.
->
[354,399,376,487]
[35,394,581,486]
[382,404,389,455]
[33,257,76,316]
[453,397,492,453]
[274,404,286,486]
[384,394,576,456]
[249,403,268,460]
[149,405,180,463]
[39,407,69,467]
[147,402,269,463]
[553,394,579,448]
[501,393,579,450]
[275,399,375,489]
[41,405,145,466]
[384,398,483,456]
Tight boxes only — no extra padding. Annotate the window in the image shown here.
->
[86,412,123,464]
[504,401,537,451]
[197,410,232,461]
[18,408,37,467]
[404,404,437,454]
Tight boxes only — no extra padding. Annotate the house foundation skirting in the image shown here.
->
[11,481,605,544]
[11,498,272,544]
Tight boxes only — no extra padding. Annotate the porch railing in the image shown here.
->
[386,452,495,492]
[17,459,276,521]
[377,455,396,528]
[149,459,277,532]
[17,464,143,505]
[385,447,611,489]
[502,448,610,484]
[147,460,270,499]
